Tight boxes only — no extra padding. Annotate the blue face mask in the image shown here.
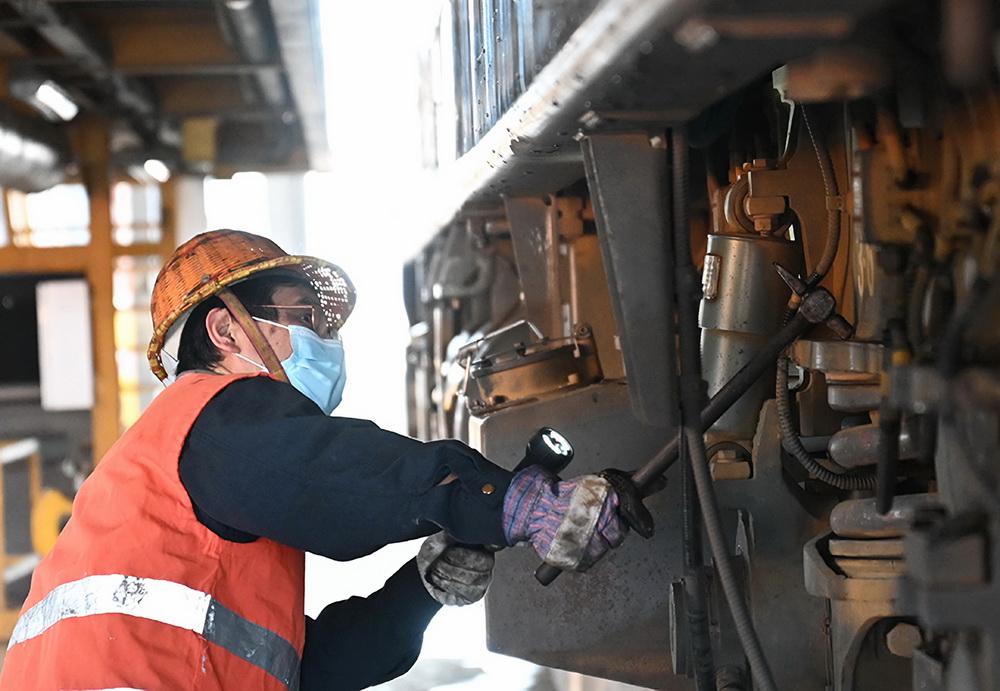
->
[282,325,346,415]
[242,320,346,415]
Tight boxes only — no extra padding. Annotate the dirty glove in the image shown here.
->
[417,532,495,606]
[502,466,627,572]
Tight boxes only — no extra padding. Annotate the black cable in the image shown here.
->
[681,431,715,690]
[672,130,778,691]
[800,105,841,287]
[775,352,876,491]
[672,130,716,691]
[771,104,876,492]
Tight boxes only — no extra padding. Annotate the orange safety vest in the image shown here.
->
[0,372,306,691]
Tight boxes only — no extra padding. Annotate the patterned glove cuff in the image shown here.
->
[501,466,557,546]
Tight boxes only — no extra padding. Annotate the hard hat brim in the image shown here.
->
[147,253,355,381]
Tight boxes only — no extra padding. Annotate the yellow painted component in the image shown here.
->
[31,488,74,557]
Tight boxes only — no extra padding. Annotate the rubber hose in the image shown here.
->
[800,105,841,287]
[775,353,876,490]
[673,130,717,691]
[681,433,715,691]
[672,131,779,691]
[684,425,778,691]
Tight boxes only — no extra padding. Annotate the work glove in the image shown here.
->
[502,466,627,572]
[417,532,495,606]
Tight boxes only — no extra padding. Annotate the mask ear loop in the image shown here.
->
[217,288,290,384]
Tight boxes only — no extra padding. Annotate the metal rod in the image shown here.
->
[631,311,811,491]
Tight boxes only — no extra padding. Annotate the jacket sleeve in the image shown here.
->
[299,558,441,691]
[178,375,514,560]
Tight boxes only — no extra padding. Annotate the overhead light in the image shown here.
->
[142,159,171,183]
[33,81,79,121]
[114,146,180,185]
[9,72,79,122]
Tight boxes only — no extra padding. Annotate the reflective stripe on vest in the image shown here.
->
[10,574,300,689]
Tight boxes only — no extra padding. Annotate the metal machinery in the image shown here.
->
[407,0,1000,689]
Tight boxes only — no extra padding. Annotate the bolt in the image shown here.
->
[885,622,922,658]
[754,216,776,233]
[579,110,602,129]
[716,664,747,690]
[710,448,752,480]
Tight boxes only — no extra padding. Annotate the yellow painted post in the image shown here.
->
[159,175,178,260]
[73,116,121,462]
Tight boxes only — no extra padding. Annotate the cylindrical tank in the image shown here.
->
[699,232,803,441]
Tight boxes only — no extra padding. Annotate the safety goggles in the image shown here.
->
[257,304,340,340]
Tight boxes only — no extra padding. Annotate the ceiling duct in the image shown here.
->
[0,107,72,193]
[214,0,289,109]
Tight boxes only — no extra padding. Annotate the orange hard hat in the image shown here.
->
[147,229,355,381]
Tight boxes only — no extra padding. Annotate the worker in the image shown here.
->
[0,230,627,691]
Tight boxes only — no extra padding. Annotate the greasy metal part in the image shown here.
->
[790,339,884,375]
[711,400,831,689]
[877,324,911,514]
[826,384,882,412]
[504,197,565,339]
[708,445,752,480]
[699,233,803,441]
[791,337,883,412]
[582,132,678,428]
[465,322,602,413]
[902,510,1000,690]
[828,422,919,469]
[427,222,494,301]
[424,0,896,228]
[774,46,890,102]
[884,622,922,658]
[851,242,908,343]
[803,531,909,691]
[830,494,936,538]
[632,281,853,490]
[566,232,626,380]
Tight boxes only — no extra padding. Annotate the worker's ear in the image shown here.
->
[205,307,240,354]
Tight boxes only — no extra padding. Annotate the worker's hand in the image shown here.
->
[417,532,495,606]
[502,466,627,572]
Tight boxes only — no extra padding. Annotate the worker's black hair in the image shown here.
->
[175,271,313,375]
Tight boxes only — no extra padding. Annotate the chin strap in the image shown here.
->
[217,289,290,384]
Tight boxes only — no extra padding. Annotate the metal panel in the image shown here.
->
[504,197,564,338]
[582,133,677,428]
[474,381,691,689]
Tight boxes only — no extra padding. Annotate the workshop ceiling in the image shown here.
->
[0,0,328,189]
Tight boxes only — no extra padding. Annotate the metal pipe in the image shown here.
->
[214,0,288,108]
[0,107,71,192]
[829,494,935,538]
